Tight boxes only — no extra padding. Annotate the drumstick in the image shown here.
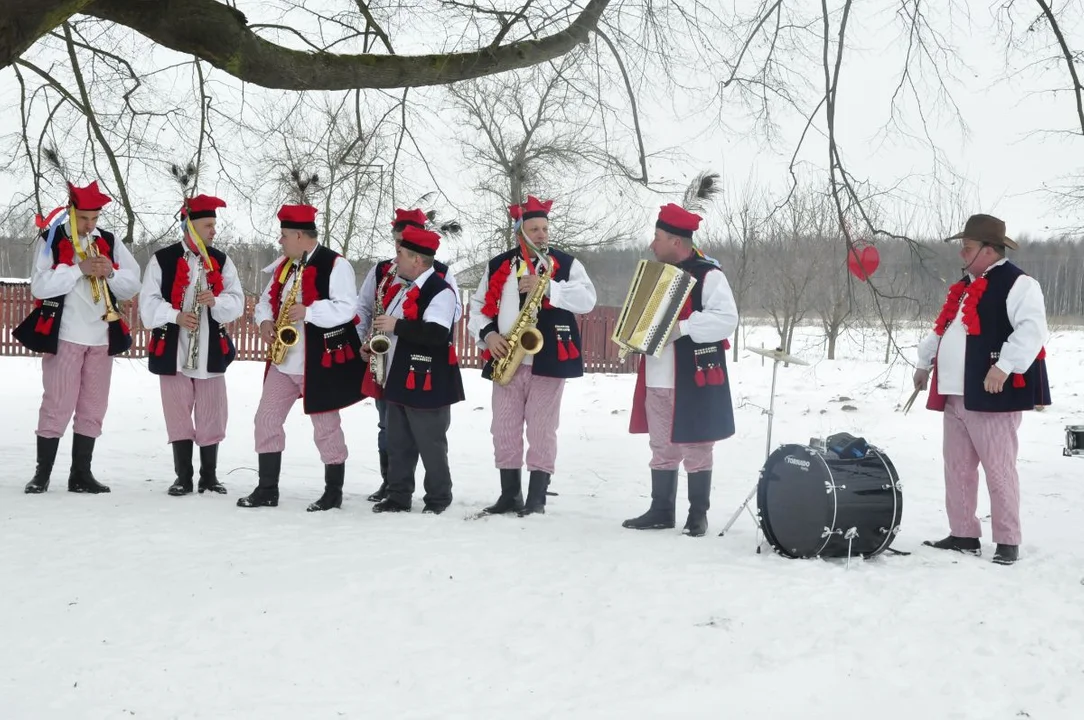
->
[902,387,920,414]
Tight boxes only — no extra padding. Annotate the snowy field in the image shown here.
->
[3,323,1084,720]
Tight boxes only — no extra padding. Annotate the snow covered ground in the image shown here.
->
[3,323,1083,719]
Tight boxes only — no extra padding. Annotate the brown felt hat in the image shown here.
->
[944,214,1018,250]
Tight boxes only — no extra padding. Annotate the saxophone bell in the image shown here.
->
[276,325,300,347]
[369,333,391,354]
[518,327,544,355]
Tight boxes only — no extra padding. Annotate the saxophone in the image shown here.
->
[367,263,395,386]
[183,260,207,371]
[268,261,304,365]
[490,251,553,387]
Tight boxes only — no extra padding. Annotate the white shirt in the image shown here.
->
[30,229,142,347]
[644,267,739,389]
[253,246,359,377]
[467,252,597,367]
[916,259,1049,395]
[138,244,246,379]
[355,260,461,341]
[383,266,458,370]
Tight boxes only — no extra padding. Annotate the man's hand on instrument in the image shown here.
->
[80,256,112,278]
[177,312,198,331]
[372,314,398,334]
[359,345,372,362]
[983,366,1008,394]
[259,320,275,344]
[913,368,929,391]
[518,274,541,295]
[196,289,216,307]
[485,332,510,359]
[287,304,306,323]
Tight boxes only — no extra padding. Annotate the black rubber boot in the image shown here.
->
[922,535,981,556]
[25,435,60,494]
[168,440,195,496]
[308,463,344,512]
[237,452,281,508]
[682,470,711,537]
[366,450,389,502]
[518,471,551,516]
[197,444,226,494]
[483,469,524,515]
[992,544,1019,565]
[622,469,678,529]
[68,433,110,493]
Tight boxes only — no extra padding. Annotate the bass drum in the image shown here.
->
[757,443,903,559]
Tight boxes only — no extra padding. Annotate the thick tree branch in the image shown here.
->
[0,0,614,91]
[0,0,95,69]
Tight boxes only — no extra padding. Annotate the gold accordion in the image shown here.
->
[611,260,698,360]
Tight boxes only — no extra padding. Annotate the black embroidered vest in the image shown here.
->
[384,273,465,409]
[146,243,236,376]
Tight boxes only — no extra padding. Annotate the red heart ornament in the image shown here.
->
[847,243,879,281]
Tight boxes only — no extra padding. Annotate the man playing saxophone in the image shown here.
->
[368,226,464,514]
[238,198,364,512]
[467,196,597,516]
[354,206,461,503]
[16,176,140,495]
[139,193,244,497]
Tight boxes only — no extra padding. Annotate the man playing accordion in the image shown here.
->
[623,200,738,537]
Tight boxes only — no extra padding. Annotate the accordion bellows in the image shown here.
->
[612,260,697,359]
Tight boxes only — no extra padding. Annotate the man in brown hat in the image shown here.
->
[913,213,1050,565]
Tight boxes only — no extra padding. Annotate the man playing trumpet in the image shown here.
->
[139,193,245,496]
[16,178,141,494]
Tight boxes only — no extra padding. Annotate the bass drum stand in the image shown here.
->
[718,346,809,550]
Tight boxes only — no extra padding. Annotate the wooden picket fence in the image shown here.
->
[0,280,638,373]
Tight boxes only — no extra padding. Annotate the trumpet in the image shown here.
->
[86,242,122,323]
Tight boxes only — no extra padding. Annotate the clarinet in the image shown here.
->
[183,260,207,371]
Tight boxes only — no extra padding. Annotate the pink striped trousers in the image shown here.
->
[942,395,1023,545]
[491,364,565,473]
[37,340,112,439]
[254,366,348,465]
[646,388,713,472]
[159,374,228,446]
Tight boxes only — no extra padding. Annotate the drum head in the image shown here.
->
[757,444,833,558]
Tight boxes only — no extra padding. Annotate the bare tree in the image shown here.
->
[759,188,827,353]
[447,52,640,266]
[709,184,763,362]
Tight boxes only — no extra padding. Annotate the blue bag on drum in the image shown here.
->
[826,432,869,459]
